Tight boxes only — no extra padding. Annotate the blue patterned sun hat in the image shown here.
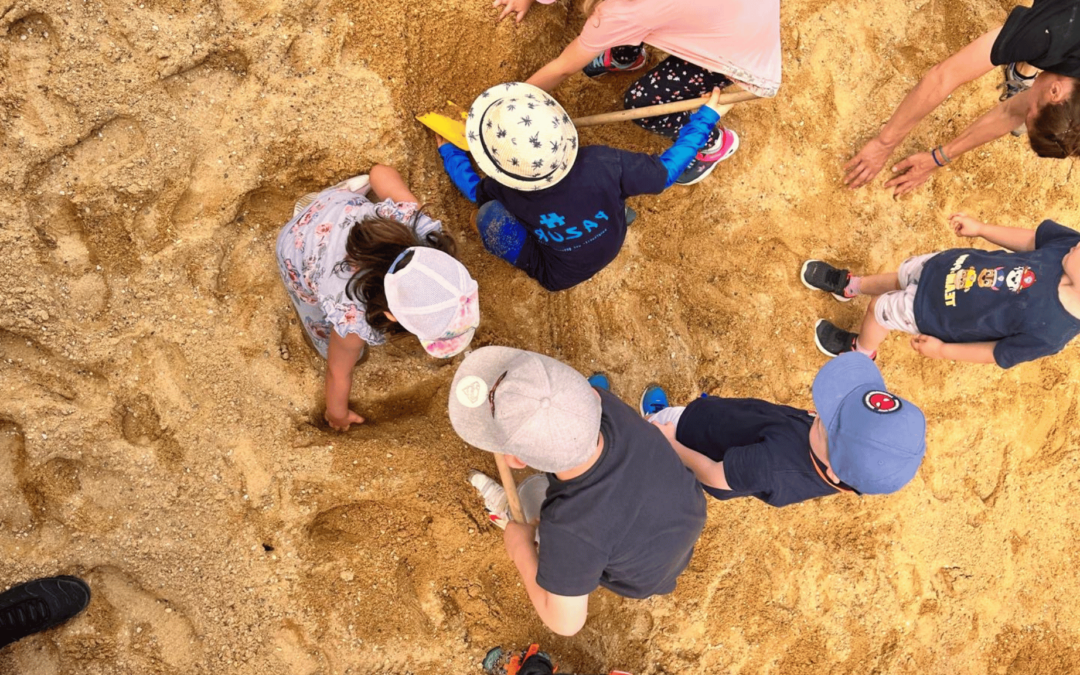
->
[465,82,578,192]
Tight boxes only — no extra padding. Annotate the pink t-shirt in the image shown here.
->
[577,0,781,98]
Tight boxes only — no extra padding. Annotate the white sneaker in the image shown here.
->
[469,470,510,530]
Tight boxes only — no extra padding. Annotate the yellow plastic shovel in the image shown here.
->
[416,101,469,150]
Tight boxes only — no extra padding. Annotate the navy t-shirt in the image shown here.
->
[476,145,667,292]
[674,397,852,508]
[991,0,1080,78]
[535,389,707,599]
[912,220,1080,369]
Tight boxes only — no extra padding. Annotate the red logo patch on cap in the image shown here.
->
[863,391,902,413]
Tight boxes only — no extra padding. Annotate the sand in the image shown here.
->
[2,0,1080,673]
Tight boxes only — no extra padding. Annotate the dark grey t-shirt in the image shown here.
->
[535,389,707,599]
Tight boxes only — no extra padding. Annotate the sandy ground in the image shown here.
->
[2,0,1080,673]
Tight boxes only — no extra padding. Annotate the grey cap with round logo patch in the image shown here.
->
[447,346,602,473]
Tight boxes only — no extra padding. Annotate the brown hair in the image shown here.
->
[336,208,457,337]
[1028,78,1080,159]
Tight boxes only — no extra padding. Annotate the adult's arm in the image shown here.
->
[883,89,1030,196]
[325,331,367,431]
[504,522,590,636]
[526,38,601,92]
[844,27,1002,189]
[369,164,419,203]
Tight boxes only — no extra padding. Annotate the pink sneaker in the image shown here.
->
[675,128,740,186]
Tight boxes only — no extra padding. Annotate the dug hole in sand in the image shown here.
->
[1,0,1079,673]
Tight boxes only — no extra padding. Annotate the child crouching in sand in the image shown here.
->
[805,214,1080,368]
[437,83,730,292]
[276,165,480,431]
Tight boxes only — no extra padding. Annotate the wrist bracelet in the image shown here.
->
[937,144,952,164]
[931,148,944,167]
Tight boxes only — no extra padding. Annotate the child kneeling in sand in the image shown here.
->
[276,165,480,431]
[437,82,729,292]
[450,347,706,636]
[806,215,1080,368]
[641,353,926,504]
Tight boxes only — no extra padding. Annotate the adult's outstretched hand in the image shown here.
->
[493,0,535,23]
[843,136,897,189]
[883,151,939,197]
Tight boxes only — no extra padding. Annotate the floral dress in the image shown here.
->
[275,186,443,358]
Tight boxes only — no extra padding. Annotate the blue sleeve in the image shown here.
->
[657,106,721,188]
[438,144,480,204]
[1035,219,1080,250]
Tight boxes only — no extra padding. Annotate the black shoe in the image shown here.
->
[583,46,647,78]
[814,320,858,358]
[0,576,91,649]
[801,260,853,302]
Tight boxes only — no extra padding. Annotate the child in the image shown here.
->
[449,347,706,636]
[523,0,782,183]
[644,352,927,505]
[276,165,480,431]
[805,214,1080,368]
[438,83,728,291]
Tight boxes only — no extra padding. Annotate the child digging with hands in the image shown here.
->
[805,214,1080,368]
[438,83,731,292]
[276,165,480,431]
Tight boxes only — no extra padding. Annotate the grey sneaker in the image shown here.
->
[814,320,859,358]
[998,62,1036,102]
[801,260,854,302]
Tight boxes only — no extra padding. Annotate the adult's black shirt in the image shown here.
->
[991,0,1080,78]
[476,146,667,292]
[674,396,855,507]
[535,389,707,599]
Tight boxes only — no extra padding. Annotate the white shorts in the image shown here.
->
[873,253,937,334]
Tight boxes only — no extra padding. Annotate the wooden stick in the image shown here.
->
[572,90,760,128]
[494,453,526,524]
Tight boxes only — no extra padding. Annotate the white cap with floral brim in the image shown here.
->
[385,247,479,359]
[465,82,579,192]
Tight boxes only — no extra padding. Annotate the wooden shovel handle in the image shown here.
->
[572,90,760,128]
[494,453,526,524]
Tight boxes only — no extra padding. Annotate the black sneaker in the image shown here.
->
[814,320,858,358]
[675,129,739,186]
[801,260,853,302]
[0,576,91,649]
[583,47,647,78]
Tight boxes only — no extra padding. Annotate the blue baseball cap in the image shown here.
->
[812,353,926,495]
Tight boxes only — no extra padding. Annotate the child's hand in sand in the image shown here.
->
[910,334,945,359]
[434,134,449,148]
[493,0,535,23]
[884,151,938,197]
[325,408,365,431]
[703,87,733,117]
[950,213,983,238]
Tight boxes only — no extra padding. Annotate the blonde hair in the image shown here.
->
[582,0,604,17]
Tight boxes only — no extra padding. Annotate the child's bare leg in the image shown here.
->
[849,272,900,297]
[855,296,891,355]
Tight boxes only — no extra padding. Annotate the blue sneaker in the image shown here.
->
[587,373,610,391]
[639,383,669,417]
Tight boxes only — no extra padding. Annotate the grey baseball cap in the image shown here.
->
[448,347,602,473]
